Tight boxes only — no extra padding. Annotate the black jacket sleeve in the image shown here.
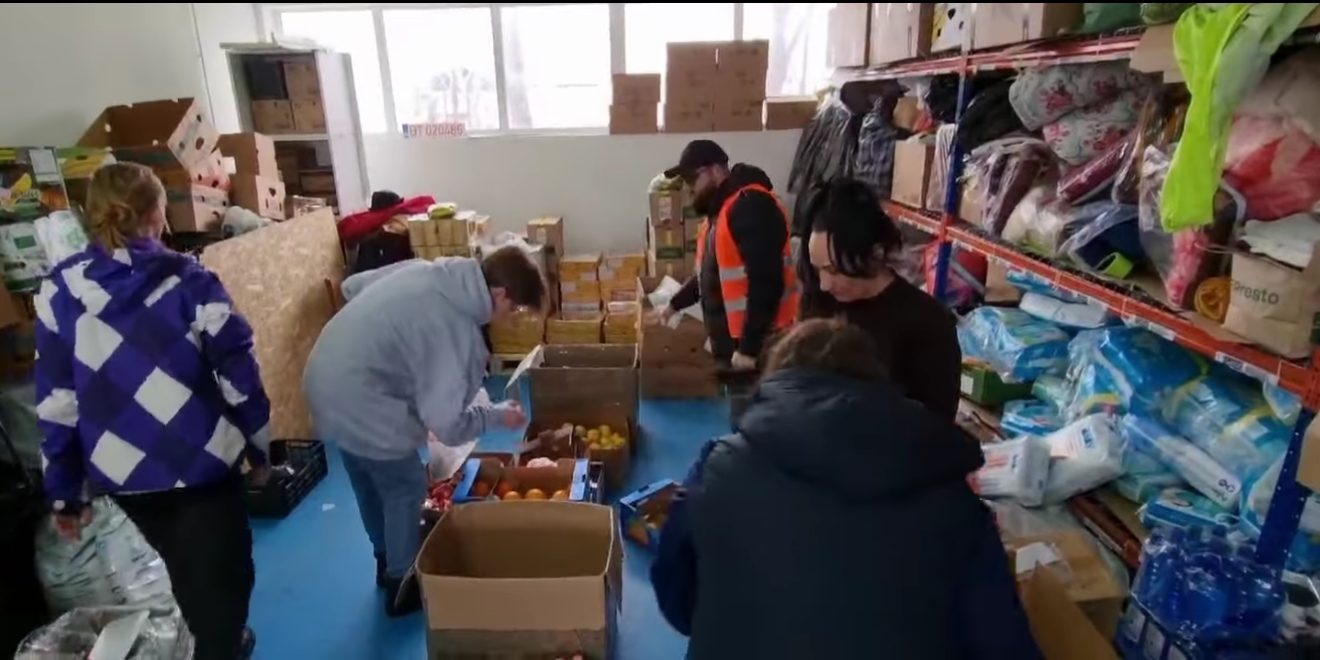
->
[668,274,700,311]
[727,190,788,357]
[650,439,718,636]
[955,513,1044,660]
[917,312,962,421]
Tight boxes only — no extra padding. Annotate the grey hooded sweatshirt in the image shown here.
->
[303,258,502,460]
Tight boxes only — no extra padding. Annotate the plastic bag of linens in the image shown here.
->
[1031,375,1071,411]
[1005,269,1087,304]
[1120,413,1242,510]
[34,498,175,615]
[1000,399,1063,439]
[15,605,193,660]
[1062,327,1206,420]
[1165,373,1290,491]
[1001,188,1111,258]
[957,307,1071,383]
[1041,413,1126,504]
[971,436,1050,506]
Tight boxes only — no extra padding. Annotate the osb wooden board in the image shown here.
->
[201,209,341,439]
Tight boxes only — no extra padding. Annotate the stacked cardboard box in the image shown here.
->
[546,314,603,345]
[218,133,285,220]
[78,98,229,232]
[714,40,769,132]
[610,74,660,135]
[664,42,719,133]
[645,186,704,280]
[249,55,326,135]
[408,210,484,259]
[765,97,820,130]
[527,216,564,312]
[600,253,646,302]
[559,253,602,321]
[638,277,717,398]
[490,310,546,355]
[604,301,641,345]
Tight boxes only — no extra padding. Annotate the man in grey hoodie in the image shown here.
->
[303,246,546,615]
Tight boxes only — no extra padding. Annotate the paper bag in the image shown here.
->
[1224,249,1320,359]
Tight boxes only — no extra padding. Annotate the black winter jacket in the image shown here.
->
[651,368,1041,660]
[669,164,787,360]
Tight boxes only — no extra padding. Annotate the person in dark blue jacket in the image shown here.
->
[651,318,1041,659]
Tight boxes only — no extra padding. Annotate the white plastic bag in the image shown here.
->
[1042,413,1126,504]
[971,436,1050,507]
[34,210,88,265]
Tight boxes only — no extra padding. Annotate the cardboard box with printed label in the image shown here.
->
[648,221,685,262]
[604,301,641,345]
[871,3,935,64]
[892,138,934,208]
[547,314,603,345]
[216,133,279,178]
[664,102,715,134]
[491,311,545,355]
[251,100,295,134]
[282,58,321,100]
[416,502,622,660]
[601,253,647,301]
[612,73,662,106]
[764,97,818,130]
[717,40,769,102]
[648,189,693,226]
[972,3,1083,51]
[167,185,228,232]
[713,98,763,132]
[1224,249,1320,359]
[827,3,873,68]
[291,99,327,133]
[229,175,287,220]
[78,98,219,173]
[300,170,336,194]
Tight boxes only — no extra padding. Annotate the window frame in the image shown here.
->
[262,3,820,136]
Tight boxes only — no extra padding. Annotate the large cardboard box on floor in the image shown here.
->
[417,502,623,660]
[506,344,640,425]
[1003,531,1125,640]
[216,133,278,178]
[1224,248,1320,359]
[1017,568,1118,660]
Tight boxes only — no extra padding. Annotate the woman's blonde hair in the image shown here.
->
[85,162,166,250]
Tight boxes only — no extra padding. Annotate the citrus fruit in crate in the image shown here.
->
[502,491,522,501]
[526,488,547,501]
[551,489,569,501]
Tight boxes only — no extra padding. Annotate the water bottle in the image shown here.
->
[1179,526,1237,640]
[1231,545,1284,638]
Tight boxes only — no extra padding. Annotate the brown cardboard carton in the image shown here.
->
[931,2,972,53]
[870,3,935,64]
[560,302,602,321]
[604,301,641,345]
[892,97,922,132]
[666,41,720,74]
[665,68,721,106]
[641,364,719,399]
[229,174,287,220]
[153,150,229,193]
[1224,249,1320,359]
[716,40,769,101]
[559,253,601,281]
[638,277,713,368]
[764,97,818,130]
[609,104,658,135]
[648,189,691,226]
[78,98,219,171]
[490,311,545,355]
[612,73,662,105]
[713,98,763,132]
[291,99,327,133]
[1296,417,1320,492]
[527,216,565,259]
[683,218,702,255]
[507,344,638,418]
[216,133,278,178]
[300,170,336,194]
[601,253,647,301]
[282,58,321,100]
[1017,569,1119,660]
[827,3,873,68]
[984,260,1023,305]
[546,314,603,345]
[1004,532,1125,639]
[664,102,715,133]
[251,100,295,134]
[892,139,934,208]
[972,3,1083,51]
[166,185,228,232]
[416,502,622,660]
[648,221,685,261]
[649,255,690,281]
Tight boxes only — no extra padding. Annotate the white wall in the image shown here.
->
[364,129,803,253]
[192,3,262,133]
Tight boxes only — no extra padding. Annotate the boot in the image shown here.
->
[382,572,421,617]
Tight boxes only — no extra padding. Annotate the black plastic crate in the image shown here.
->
[244,440,327,518]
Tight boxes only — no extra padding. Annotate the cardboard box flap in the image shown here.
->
[1019,569,1118,660]
[78,98,218,168]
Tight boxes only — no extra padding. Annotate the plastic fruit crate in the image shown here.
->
[244,440,327,518]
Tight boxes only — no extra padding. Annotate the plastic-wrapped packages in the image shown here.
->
[1263,382,1302,426]
[1222,115,1320,221]
[1009,62,1150,132]
[1031,375,1071,411]
[1004,269,1087,304]
[1042,90,1143,166]
[957,307,1071,383]
[1058,204,1143,278]
[34,498,174,615]
[33,211,88,266]
[1018,291,1113,329]
[1165,373,1290,490]
[1042,413,1126,504]
[1120,413,1242,510]
[965,138,1057,235]
[1064,327,1207,420]
[14,605,192,660]
[1115,473,1185,504]
[925,124,958,211]
[1139,487,1239,531]
[1112,86,1189,205]
[1001,188,1107,258]
[1001,399,1063,439]
[971,436,1050,507]
[1059,137,1132,204]
[1243,458,1320,539]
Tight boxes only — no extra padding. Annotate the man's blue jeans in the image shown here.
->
[340,450,428,579]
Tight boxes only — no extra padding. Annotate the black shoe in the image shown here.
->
[375,553,387,588]
[238,626,256,659]
[383,571,422,617]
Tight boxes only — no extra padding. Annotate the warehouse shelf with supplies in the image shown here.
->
[840,31,1145,82]
[880,200,1320,408]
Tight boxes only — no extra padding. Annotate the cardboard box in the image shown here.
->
[1005,532,1125,641]
[663,102,715,133]
[960,362,1031,406]
[451,452,516,503]
[547,314,603,345]
[648,189,693,225]
[300,170,335,194]
[641,364,719,399]
[490,311,546,355]
[604,301,641,344]
[713,98,763,132]
[930,3,971,53]
[973,3,1083,51]
[216,133,278,178]
[251,100,295,134]
[649,256,690,281]
[166,185,228,232]
[891,138,934,208]
[612,73,662,105]
[527,216,565,261]
[506,344,639,424]
[1019,569,1119,660]
[683,218,702,254]
[648,221,685,261]
[892,97,922,132]
[152,149,229,195]
[1294,416,1320,492]
[78,98,219,172]
[282,58,321,100]
[229,174,287,220]
[984,260,1023,305]
[416,502,622,659]
[560,302,602,321]
[666,41,719,74]
[717,40,769,101]
[560,281,602,306]
[1224,249,1320,359]
[291,99,327,133]
[827,3,873,68]
[871,3,935,64]
[609,104,658,135]
[638,277,712,368]
[764,97,818,130]
[618,479,680,548]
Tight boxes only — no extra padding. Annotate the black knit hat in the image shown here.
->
[369,190,403,212]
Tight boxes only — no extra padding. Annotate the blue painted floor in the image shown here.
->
[248,381,726,659]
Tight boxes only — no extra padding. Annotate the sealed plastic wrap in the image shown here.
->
[1120,413,1242,510]
[1115,473,1185,504]
[1138,487,1239,531]
[1222,115,1320,221]
[1042,90,1142,166]
[964,138,1057,235]
[15,605,192,660]
[1058,204,1143,278]
[1009,62,1149,132]
[957,307,1071,383]
[1112,86,1189,205]
[1042,413,1126,504]
[1018,291,1113,329]
[1243,458,1320,542]
[1064,327,1206,419]
[1000,399,1063,439]
[1001,188,1106,258]
[1031,375,1071,411]
[1165,373,1290,491]
[925,124,958,211]
[971,436,1049,507]
[1263,382,1302,426]
[1004,269,1087,304]
[1058,137,1132,204]
[34,498,174,615]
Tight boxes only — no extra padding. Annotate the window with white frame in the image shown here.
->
[270,3,834,135]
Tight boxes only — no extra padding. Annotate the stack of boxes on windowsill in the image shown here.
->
[610,74,661,135]
[664,40,769,133]
[646,184,701,280]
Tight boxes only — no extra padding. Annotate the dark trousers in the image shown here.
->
[115,477,254,660]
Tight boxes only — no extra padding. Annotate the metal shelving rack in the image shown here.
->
[844,29,1320,569]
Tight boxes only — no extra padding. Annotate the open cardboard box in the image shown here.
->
[505,344,640,454]
[1018,569,1118,660]
[453,456,599,504]
[1005,531,1126,640]
[452,452,515,503]
[618,479,680,549]
[78,98,219,172]
[637,276,713,367]
[518,412,634,493]
[416,501,623,659]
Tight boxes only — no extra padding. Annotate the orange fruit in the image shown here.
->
[551,489,570,501]
[495,481,513,498]
[525,488,547,501]
[502,491,522,501]
[473,482,492,498]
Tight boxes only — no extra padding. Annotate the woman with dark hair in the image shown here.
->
[800,178,961,419]
[650,319,1039,659]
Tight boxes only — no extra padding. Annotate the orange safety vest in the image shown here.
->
[695,184,800,339]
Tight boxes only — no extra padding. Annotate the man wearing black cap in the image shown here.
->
[660,140,799,372]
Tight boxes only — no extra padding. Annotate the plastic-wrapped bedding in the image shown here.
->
[1009,61,1151,132]
[1031,375,1071,411]
[957,307,1071,383]
[1165,372,1290,490]
[1042,90,1143,166]
[15,606,193,660]
[1041,413,1126,504]
[1120,413,1241,510]
[1004,269,1087,304]
[1000,399,1063,438]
